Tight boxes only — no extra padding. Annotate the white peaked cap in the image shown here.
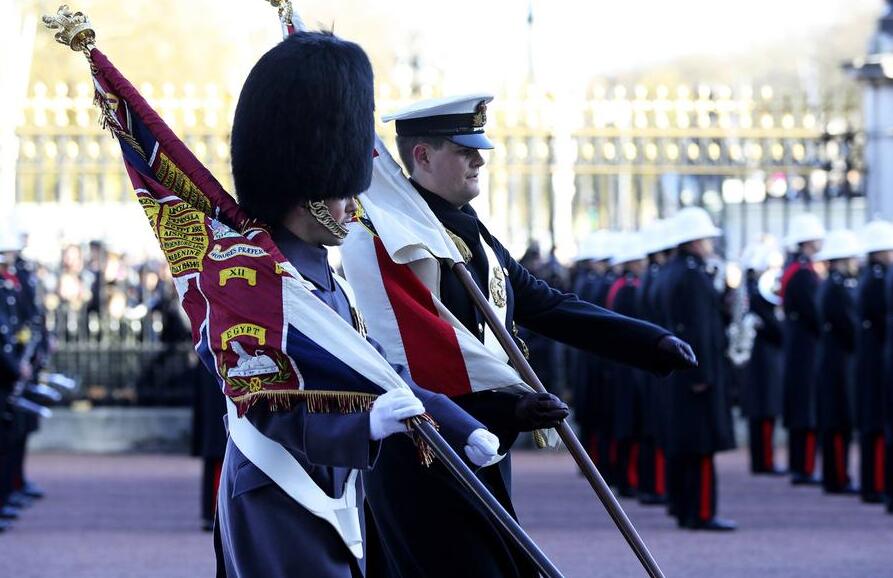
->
[382,93,494,122]
[814,229,862,261]
[784,213,826,247]
[671,207,722,246]
[860,220,893,254]
[611,232,647,266]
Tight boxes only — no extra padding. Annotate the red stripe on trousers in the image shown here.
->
[212,459,223,515]
[762,419,774,470]
[875,435,886,493]
[373,237,472,397]
[699,456,712,522]
[628,442,640,489]
[655,449,666,496]
[587,433,600,464]
[805,430,816,475]
[833,434,846,486]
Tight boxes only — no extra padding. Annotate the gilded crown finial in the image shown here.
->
[265,0,294,22]
[42,5,95,52]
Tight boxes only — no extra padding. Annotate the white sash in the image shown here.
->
[479,236,510,364]
[226,399,364,559]
[224,267,370,560]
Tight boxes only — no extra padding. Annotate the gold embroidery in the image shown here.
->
[490,265,507,308]
[446,230,472,263]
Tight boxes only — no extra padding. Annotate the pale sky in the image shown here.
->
[218,0,885,95]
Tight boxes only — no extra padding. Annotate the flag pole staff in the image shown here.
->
[450,262,666,578]
[260,3,564,576]
[411,418,564,578]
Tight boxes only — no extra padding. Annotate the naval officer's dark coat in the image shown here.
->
[781,255,821,430]
[742,275,784,420]
[216,229,482,578]
[855,263,887,434]
[368,183,678,578]
[658,250,735,456]
[815,270,857,432]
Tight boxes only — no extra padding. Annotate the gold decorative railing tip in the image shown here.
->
[42,5,95,52]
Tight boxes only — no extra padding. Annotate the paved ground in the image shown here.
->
[0,448,891,577]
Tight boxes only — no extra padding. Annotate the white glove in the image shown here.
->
[369,388,425,441]
[464,428,503,468]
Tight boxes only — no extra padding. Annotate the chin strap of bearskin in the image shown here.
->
[307,200,349,239]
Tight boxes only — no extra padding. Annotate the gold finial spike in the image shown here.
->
[42,5,95,52]
[265,0,294,22]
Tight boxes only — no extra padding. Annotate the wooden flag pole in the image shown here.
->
[411,420,564,578]
[452,262,666,578]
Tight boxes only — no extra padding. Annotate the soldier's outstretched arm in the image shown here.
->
[493,238,687,375]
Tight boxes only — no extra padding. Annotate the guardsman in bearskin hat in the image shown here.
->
[781,213,826,486]
[855,221,893,504]
[658,207,736,531]
[220,31,497,577]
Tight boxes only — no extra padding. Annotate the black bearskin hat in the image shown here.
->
[231,31,375,225]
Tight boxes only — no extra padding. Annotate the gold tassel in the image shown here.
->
[406,413,439,467]
[533,429,547,449]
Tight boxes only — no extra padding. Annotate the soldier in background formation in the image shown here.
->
[0,226,60,534]
[566,211,893,527]
[780,214,825,486]
[569,208,737,530]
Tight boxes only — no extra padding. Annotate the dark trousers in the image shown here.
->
[201,458,224,523]
[748,418,777,473]
[584,430,620,487]
[859,431,885,500]
[886,439,893,514]
[615,439,640,496]
[667,454,717,525]
[821,430,851,492]
[637,438,666,497]
[788,428,817,477]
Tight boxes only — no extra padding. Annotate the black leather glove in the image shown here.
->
[514,392,569,431]
[656,335,698,371]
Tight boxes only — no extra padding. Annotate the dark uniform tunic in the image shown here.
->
[607,271,644,496]
[884,267,893,512]
[742,274,784,473]
[855,262,888,501]
[366,183,677,578]
[815,269,857,492]
[658,250,735,525]
[216,230,482,578]
[569,268,604,461]
[636,261,669,499]
[781,254,821,478]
